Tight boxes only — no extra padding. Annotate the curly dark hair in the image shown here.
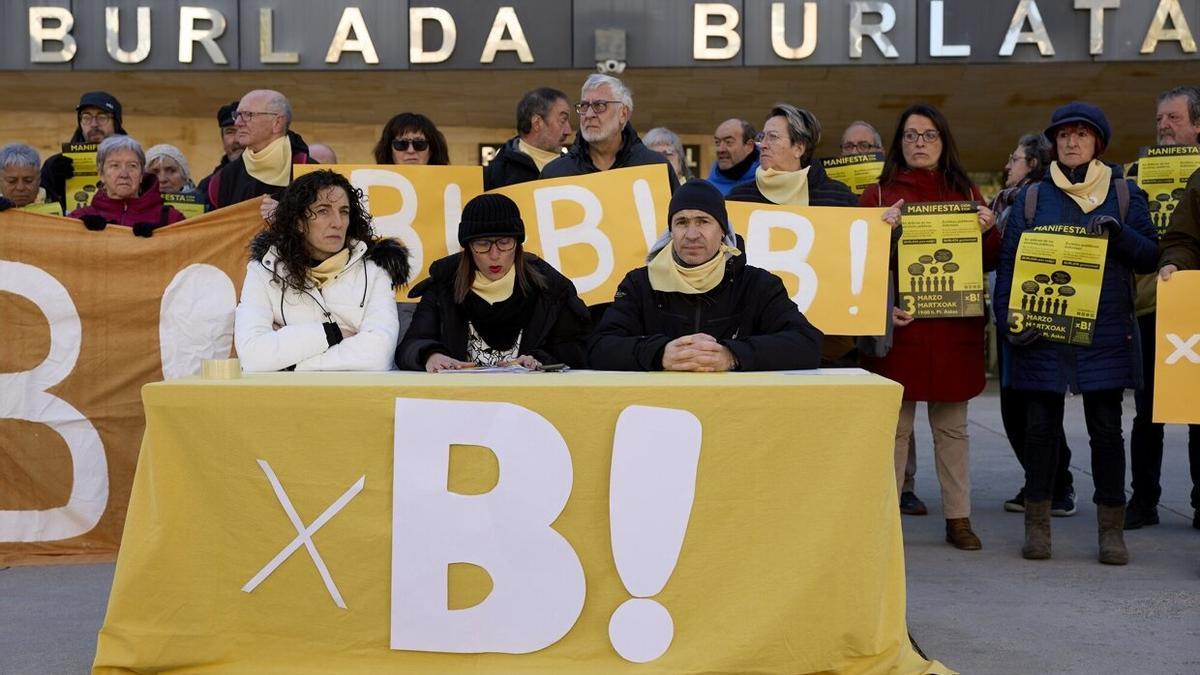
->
[372,112,450,165]
[265,170,376,292]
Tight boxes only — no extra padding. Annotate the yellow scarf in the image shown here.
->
[243,135,293,187]
[307,248,350,289]
[755,166,811,206]
[647,244,741,294]
[1050,160,1112,214]
[518,140,561,172]
[471,266,516,304]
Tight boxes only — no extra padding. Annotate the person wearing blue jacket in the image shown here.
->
[993,102,1159,565]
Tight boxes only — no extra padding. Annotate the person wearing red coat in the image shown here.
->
[69,136,185,235]
[860,103,1000,551]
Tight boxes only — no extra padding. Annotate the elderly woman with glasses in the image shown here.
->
[396,193,590,372]
[372,112,450,165]
[859,103,999,552]
[68,135,185,235]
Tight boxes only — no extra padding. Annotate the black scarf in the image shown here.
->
[1056,161,1090,184]
[717,146,759,181]
[461,285,535,351]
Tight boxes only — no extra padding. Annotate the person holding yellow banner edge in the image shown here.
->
[859,103,999,551]
[993,102,1159,565]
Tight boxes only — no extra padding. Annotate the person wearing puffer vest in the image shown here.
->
[235,170,411,372]
[993,102,1159,565]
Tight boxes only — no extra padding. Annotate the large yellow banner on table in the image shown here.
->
[1154,272,1200,424]
[95,372,948,674]
[0,202,265,565]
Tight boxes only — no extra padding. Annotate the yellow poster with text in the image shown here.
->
[161,192,205,219]
[1136,145,1200,236]
[1008,224,1108,345]
[1153,272,1200,424]
[726,201,891,336]
[897,201,984,318]
[63,142,100,213]
[818,153,884,195]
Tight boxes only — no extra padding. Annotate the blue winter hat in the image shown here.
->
[1044,101,1111,153]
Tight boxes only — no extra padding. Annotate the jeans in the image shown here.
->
[1023,389,1126,507]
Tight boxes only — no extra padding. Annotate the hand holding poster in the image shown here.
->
[1153,271,1200,424]
[1008,224,1108,345]
[1136,145,1200,235]
[63,142,99,212]
[818,153,884,195]
[897,201,984,318]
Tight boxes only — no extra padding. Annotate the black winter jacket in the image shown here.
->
[540,125,679,191]
[396,253,591,370]
[206,130,313,210]
[589,249,823,371]
[484,137,541,190]
[725,161,858,207]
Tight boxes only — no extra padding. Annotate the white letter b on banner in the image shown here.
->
[391,398,585,653]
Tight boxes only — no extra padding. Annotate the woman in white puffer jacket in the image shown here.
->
[235,170,411,371]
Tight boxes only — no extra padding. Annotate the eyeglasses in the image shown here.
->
[391,138,430,152]
[469,237,517,254]
[1007,153,1028,164]
[80,112,113,125]
[754,131,788,146]
[841,141,881,153]
[902,130,941,144]
[574,100,621,115]
[234,110,279,122]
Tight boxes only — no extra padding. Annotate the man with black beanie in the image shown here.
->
[195,101,242,202]
[589,179,823,371]
[40,91,128,207]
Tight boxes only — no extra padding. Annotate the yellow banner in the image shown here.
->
[63,141,100,213]
[1008,224,1108,345]
[19,201,64,216]
[819,153,884,195]
[1153,271,1200,424]
[1136,145,1200,236]
[897,201,984,318]
[161,191,206,219]
[294,164,486,289]
[94,372,948,674]
[0,202,265,565]
[726,201,891,336]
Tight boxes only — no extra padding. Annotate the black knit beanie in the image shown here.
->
[458,193,526,246]
[667,179,730,235]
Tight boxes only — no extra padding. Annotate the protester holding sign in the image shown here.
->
[372,112,450,166]
[235,170,410,372]
[0,144,60,214]
[206,89,315,210]
[40,91,127,209]
[397,193,590,372]
[589,179,822,372]
[68,136,185,235]
[859,103,999,552]
[994,102,1158,564]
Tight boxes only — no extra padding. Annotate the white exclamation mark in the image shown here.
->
[848,219,868,315]
[608,405,703,663]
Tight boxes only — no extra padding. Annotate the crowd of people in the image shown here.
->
[2,74,1198,567]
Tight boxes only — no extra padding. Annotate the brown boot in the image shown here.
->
[1022,500,1052,560]
[1098,505,1129,565]
[945,518,982,550]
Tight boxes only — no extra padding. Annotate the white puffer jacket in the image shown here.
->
[235,240,400,371]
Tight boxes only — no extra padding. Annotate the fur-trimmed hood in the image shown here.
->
[249,231,412,289]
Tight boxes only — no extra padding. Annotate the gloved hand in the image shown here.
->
[0,196,13,212]
[1084,214,1121,237]
[44,154,74,185]
[1007,326,1042,346]
[80,214,108,231]
[132,222,156,237]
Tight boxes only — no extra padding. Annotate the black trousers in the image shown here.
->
[999,349,1074,498]
[1130,312,1200,509]
[1023,389,1127,506]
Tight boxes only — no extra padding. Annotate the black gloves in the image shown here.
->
[80,214,108,231]
[1007,326,1042,347]
[1085,214,1122,237]
[0,196,13,212]
[44,154,74,185]
[322,322,344,347]
[132,222,156,237]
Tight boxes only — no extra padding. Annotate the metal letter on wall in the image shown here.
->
[326,7,381,64]
[179,6,229,65]
[999,0,1056,56]
[771,2,817,60]
[410,7,457,64]
[1075,0,1120,56]
[1141,0,1197,54]
[29,7,76,63]
[694,3,742,60]
[105,6,152,64]
[929,0,969,57]
[849,2,900,59]
[259,8,299,64]
[480,7,534,63]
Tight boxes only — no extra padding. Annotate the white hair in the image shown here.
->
[0,143,40,170]
[582,74,633,112]
[96,135,145,170]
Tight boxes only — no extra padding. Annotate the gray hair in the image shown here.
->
[0,143,40,170]
[842,121,882,149]
[96,135,145,171]
[582,73,633,113]
[1158,85,1200,126]
[643,127,693,179]
[1016,132,1052,182]
[769,103,822,166]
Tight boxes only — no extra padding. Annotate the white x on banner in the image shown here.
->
[1165,333,1200,365]
[241,459,366,609]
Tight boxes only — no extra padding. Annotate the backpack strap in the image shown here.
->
[1114,178,1129,222]
[1024,183,1039,223]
